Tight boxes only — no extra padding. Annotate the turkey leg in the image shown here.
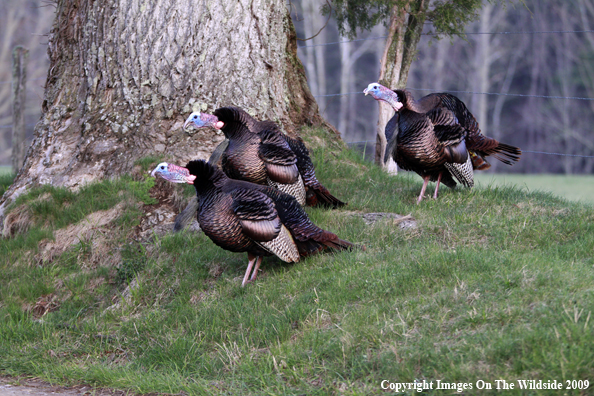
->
[242,254,257,287]
[242,254,263,287]
[249,256,263,282]
[433,172,443,199]
[417,176,430,204]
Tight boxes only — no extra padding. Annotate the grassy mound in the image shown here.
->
[1,130,593,395]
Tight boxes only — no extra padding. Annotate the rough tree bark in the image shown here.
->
[375,1,427,169]
[0,0,335,224]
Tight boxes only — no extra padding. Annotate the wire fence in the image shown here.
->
[345,141,594,160]
[297,30,594,48]
[0,76,45,85]
[1,29,593,162]
[0,123,37,129]
[302,28,594,162]
[313,89,594,102]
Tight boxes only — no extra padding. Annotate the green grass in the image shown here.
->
[1,139,594,395]
[475,173,594,204]
[0,167,14,197]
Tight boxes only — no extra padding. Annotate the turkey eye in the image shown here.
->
[193,115,198,119]
[160,166,165,170]
[373,85,378,89]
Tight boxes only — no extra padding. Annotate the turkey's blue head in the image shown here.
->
[151,162,197,184]
[183,112,224,131]
[364,82,403,111]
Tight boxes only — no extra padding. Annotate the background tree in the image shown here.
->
[410,0,594,174]
[0,0,53,164]
[0,0,336,224]
[2,0,592,187]
[292,0,594,175]
[326,0,506,166]
[293,4,384,157]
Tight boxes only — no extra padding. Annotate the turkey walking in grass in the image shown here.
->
[364,83,521,204]
[151,160,355,287]
[183,107,346,208]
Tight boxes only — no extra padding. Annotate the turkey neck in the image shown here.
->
[381,89,403,111]
[191,168,227,202]
[220,121,254,140]
[215,107,259,140]
[392,90,442,114]
[397,109,431,140]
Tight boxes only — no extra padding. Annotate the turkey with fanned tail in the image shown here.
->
[364,83,521,203]
[151,160,356,287]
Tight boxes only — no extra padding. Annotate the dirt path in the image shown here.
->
[0,377,133,396]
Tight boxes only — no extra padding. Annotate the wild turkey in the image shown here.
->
[183,107,345,208]
[364,83,521,203]
[151,160,354,286]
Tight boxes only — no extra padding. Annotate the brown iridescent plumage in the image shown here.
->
[406,91,521,169]
[213,107,346,208]
[365,83,521,203]
[158,160,354,286]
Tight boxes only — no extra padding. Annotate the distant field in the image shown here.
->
[474,173,594,204]
[0,166,10,175]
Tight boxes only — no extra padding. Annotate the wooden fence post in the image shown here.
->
[12,46,29,176]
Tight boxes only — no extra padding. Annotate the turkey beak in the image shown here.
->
[363,88,369,96]
[183,118,192,130]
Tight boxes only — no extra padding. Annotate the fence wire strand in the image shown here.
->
[1,29,593,162]
[315,89,594,101]
[298,30,594,48]
[346,141,594,160]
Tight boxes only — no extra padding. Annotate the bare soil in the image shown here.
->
[0,377,136,396]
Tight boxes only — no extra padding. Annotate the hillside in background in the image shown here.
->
[474,173,594,204]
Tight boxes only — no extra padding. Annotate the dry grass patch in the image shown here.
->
[35,202,126,267]
[2,199,36,237]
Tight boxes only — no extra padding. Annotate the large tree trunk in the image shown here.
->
[375,1,427,169]
[0,0,332,222]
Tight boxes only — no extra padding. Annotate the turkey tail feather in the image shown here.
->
[318,232,354,251]
[307,185,346,208]
[174,196,199,232]
[284,135,346,208]
[491,143,521,165]
[470,151,491,171]
[296,231,357,257]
